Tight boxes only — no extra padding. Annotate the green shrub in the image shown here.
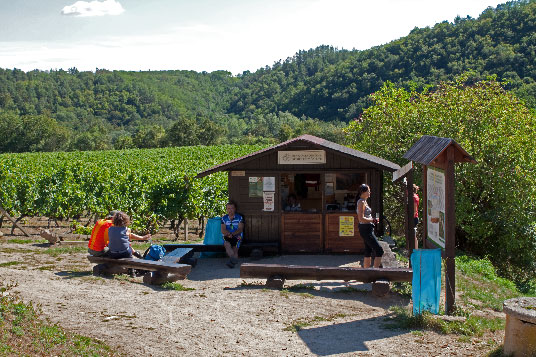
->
[345,75,536,282]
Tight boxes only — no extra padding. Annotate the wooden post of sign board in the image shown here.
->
[407,170,416,258]
[0,206,30,237]
[445,146,456,315]
[422,166,428,249]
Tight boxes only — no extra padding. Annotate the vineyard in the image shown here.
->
[0,145,264,236]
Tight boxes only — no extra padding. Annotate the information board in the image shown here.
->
[427,167,446,248]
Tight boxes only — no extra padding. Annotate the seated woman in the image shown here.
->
[284,193,301,212]
[108,211,151,259]
[221,201,244,268]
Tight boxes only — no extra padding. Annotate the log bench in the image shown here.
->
[240,263,413,296]
[87,255,192,285]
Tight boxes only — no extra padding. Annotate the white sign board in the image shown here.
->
[263,192,275,211]
[263,177,275,191]
[427,167,446,248]
[278,150,326,164]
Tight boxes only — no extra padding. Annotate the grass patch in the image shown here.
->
[160,282,195,291]
[113,274,132,282]
[37,265,55,271]
[0,261,21,267]
[240,280,264,287]
[131,242,151,252]
[38,246,87,257]
[391,282,412,297]
[284,313,347,332]
[287,283,316,291]
[0,247,26,254]
[280,289,314,299]
[385,306,504,337]
[7,239,47,244]
[0,282,115,356]
[456,255,529,311]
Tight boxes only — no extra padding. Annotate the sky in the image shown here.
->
[0,0,504,75]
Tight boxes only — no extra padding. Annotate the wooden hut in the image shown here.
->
[196,135,400,253]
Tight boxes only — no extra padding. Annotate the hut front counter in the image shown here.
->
[227,170,380,254]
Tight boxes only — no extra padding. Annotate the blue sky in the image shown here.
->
[0,0,503,74]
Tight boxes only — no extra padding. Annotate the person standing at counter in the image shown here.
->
[356,184,384,268]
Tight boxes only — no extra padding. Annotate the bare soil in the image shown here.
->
[0,218,503,356]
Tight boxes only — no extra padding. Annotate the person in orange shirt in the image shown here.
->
[87,210,117,256]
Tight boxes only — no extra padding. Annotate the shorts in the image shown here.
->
[88,247,109,257]
[109,247,133,259]
[224,235,242,248]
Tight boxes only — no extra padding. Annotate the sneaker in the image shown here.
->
[226,260,235,269]
[230,257,238,265]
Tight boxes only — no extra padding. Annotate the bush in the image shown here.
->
[345,74,536,282]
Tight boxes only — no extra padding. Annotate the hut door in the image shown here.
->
[280,173,323,253]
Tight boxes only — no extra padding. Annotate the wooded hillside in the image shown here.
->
[1,0,535,152]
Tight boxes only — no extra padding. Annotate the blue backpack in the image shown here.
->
[144,245,166,261]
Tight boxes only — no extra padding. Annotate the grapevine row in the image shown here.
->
[0,145,263,235]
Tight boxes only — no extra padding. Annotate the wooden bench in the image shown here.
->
[240,263,413,296]
[163,241,279,258]
[87,255,192,285]
[161,247,197,267]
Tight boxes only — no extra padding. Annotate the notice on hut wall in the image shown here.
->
[249,177,263,197]
[278,150,326,164]
[339,216,354,236]
[427,167,446,248]
[263,192,275,211]
[263,177,275,191]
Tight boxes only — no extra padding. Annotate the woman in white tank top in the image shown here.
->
[356,184,384,268]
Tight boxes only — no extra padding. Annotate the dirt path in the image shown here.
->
[0,241,502,356]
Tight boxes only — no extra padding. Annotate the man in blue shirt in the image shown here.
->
[221,201,244,268]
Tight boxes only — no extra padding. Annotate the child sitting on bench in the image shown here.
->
[108,211,151,259]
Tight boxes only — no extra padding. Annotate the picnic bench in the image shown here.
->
[160,247,197,267]
[163,241,279,258]
[87,255,192,285]
[240,263,413,296]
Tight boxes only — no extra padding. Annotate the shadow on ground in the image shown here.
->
[297,315,405,355]
[55,270,94,279]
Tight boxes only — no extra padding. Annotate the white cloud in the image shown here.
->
[61,0,125,17]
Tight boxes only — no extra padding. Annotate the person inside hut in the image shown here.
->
[356,184,384,268]
[88,210,118,257]
[284,193,301,212]
[107,211,151,259]
[221,201,244,268]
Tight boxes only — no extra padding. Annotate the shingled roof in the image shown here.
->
[196,134,400,178]
[403,135,476,165]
